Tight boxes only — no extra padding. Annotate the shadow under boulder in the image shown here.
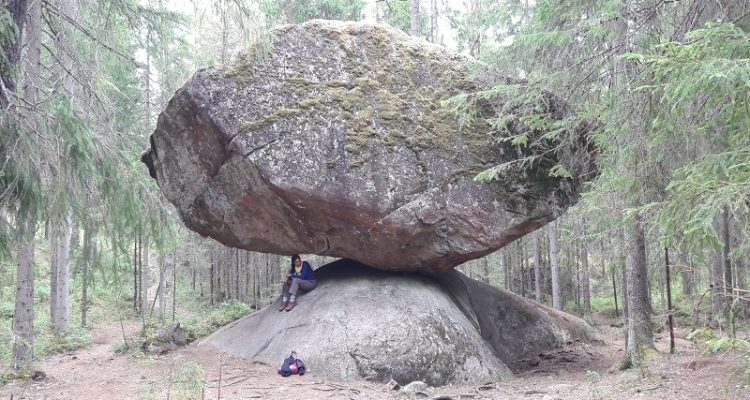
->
[199,260,594,386]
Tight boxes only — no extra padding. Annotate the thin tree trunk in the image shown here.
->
[133,237,139,311]
[722,206,732,297]
[533,230,542,302]
[156,253,166,319]
[429,0,438,43]
[625,216,654,368]
[81,223,95,327]
[172,249,177,321]
[0,0,29,97]
[50,221,59,327]
[12,0,40,369]
[410,0,420,36]
[51,213,72,334]
[13,216,36,369]
[665,247,675,354]
[481,256,490,284]
[141,235,150,314]
[678,245,694,296]
[548,220,562,310]
[711,251,725,325]
[581,242,593,324]
[612,268,619,318]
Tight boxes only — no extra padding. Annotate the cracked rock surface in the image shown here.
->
[141,20,595,272]
[198,260,594,386]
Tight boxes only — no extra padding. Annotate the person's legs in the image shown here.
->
[279,282,291,311]
[288,278,301,299]
[297,279,317,292]
[285,279,317,311]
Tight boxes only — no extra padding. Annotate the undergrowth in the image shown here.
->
[178,300,252,342]
[687,327,750,383]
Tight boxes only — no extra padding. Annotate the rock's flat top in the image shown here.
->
[142,20,595,271]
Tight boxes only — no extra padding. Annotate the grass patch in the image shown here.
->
[33,325,93,357]
[178,300,252,343]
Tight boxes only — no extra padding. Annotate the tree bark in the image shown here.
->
[0,0,29,97]
[722,206,732,297]
[580,242,593,324]
[51,212,72,334]
[533,230,542,302]
[140,235,150,314]
[678,245,694,297]
[410,0,420,36]
[548,220,562,310]
[429,0,438,43]
[12,215,35,369]
[12,0,39,369]
[133,234,141,311]
[625,216,654,367]
[711,251,725,325]
[81,223,95,327]
[156,253,166,319]
[665,247,675,354]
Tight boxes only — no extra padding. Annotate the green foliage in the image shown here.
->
[686,327,716,342]
[51,96,95,182]
[262,0,365,24]
[0,9,19,84]
[33,326,93,357]
[163,356,205,399]
[590,296,617,313]
[688,328,750,382]
[638,23,750,245]
[179,300,252,342]
[378,0,427,36]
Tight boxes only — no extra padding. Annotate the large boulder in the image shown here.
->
[141,20,595,271]
[199,259,594,385]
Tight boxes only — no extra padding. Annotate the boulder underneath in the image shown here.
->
[199,259,594,386]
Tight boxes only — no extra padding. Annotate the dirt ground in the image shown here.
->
[2,315,749,400]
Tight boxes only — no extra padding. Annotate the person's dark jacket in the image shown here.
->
[278,355,305,377]
[289,261,315,281]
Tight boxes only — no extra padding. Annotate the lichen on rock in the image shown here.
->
[142,19,596,272]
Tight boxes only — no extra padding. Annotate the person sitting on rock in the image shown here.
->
[279,254,317,311]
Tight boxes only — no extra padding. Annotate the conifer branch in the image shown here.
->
[41,0,140,68]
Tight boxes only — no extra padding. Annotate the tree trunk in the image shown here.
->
[533,230,542,302]
[133,237,138,311]
[580,242,593,324]
[12,0,39,369]
[612,268,619,318]
[678,245,694,297]
[50,220,59,329]
[625,216,654,367]
[81,223,95,327]
[722,206,732,297]
[156,253,166,319]
[548,220,562,310]
[429,0,438,43]
[141,235,150,314]
[12,215,36,369]
[410,0,420,36]
[51,212,72,334]
[172,250,177,321]
[0,0,29,97]
[665,247,675,354]
[711,251,725,325]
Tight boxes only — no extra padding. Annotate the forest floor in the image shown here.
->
[1,313,749,400]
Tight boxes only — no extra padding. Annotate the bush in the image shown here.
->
[179,300,252,342]
[33,326,93,357]
[590,296,618,314]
